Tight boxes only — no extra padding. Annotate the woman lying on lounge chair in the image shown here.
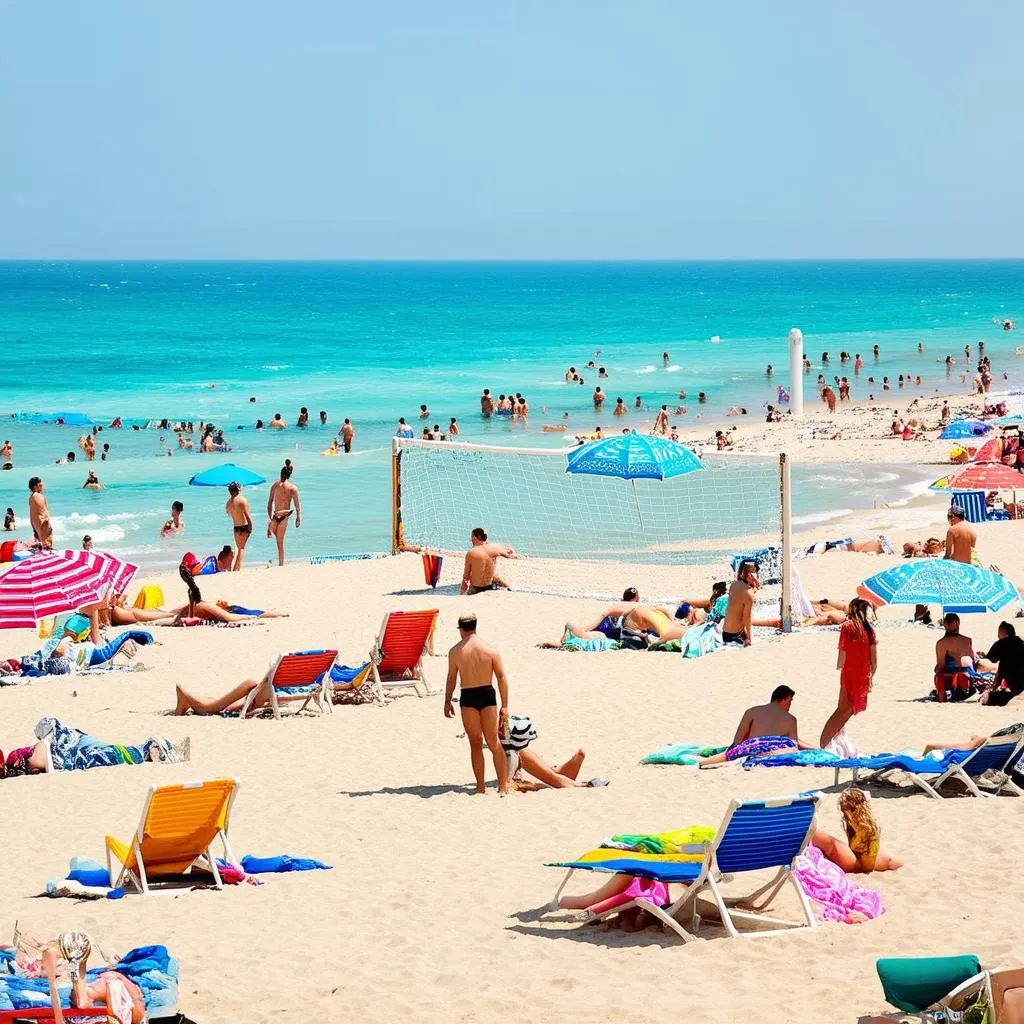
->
[41,943,147,1024]
[173,671,278,716]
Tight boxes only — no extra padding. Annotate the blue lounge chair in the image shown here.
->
[853,730,1024,798]
[549,793,821,941]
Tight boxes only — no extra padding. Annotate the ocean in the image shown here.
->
[1,260,1020,569]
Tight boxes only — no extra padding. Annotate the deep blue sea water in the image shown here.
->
[1,261,1020,568]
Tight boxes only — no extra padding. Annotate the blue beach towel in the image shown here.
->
[240,854,333,873]
[747,749,973,771]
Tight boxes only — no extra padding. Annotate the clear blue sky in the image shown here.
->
[1,0,1020,259]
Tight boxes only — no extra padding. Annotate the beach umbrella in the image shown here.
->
[972,437,1008,463]
[0,549,139,629]
[857,560,1018,615]
[565,434,704,529]
[939,420,991,441]
[188,463,266,487]
[942,463,1024,491]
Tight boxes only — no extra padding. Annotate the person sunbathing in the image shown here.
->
[921,721,1024,756]
[541,588,696,647]
[173,562,288,623]
[810,787,902,873]
[173,669,283,716]
[41,944,146,1024]
[902,537,945,557]
[496,714,608,790]
[3,622,154,677]
[698,685,815,767]
[805,535,895,555]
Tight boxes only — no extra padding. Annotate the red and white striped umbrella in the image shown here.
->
[0,549,139,629]
[947,463,1024,491]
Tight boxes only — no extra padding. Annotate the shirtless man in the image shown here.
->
[593,386,606,409]
[944,505,977,564]
[161,500,184,536]
[444,614,509,795]
[225,482,253,570]
[461,527,517,594]
[341,418,355,453]
[935,612,976,677]
[698,685,814,766]
[28,476,52,549]
[722,561,757,646]
[267,464,301,566]
[480,389,494,417]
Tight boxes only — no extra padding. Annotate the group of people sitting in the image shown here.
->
[934,612,1024,705]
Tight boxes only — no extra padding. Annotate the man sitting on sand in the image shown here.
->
[722,561,757,646]
[944,504,977,564]
[976,621,1024,706]
[461,527,517,594]
[698,685,815,767]
[934,612,980,701]
[444,614,509,795]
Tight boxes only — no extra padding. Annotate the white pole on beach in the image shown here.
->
[788,328,804,418]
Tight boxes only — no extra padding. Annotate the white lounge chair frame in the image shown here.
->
[551,793,820,942]
[239,651,336,719]
[369,612,436,700]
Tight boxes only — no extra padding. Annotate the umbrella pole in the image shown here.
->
[631,479,646,535]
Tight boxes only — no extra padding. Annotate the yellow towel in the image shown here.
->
[133,584,164,610]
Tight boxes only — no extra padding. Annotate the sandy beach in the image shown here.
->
[3,482,1024,1022]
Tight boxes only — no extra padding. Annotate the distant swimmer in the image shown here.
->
[297,407,309,428]
[634,395,642,408]
[598,366,608,378]
[821,351,829,363]
[323,439,340,456]
[28,476,52,549]
[82,470,102,491]
[3,507,14,531]
[161,500,184,536]
[269,413,286,430]
[873,344,880,357]
[1004,320,1015,331]
[613,398,627,416]
[654,405,669,435]
[449,417,460,437]
[698,392,707,403]
[319,410,327,425]
[226,482,253,570]
[855,353,863,371]
[396,417,414,439]
[0,440,11,461]
[341,418,355,452]
[662,351,670,367]
[481,388,494,417]
[918,342,924,352]
[766,364,773,376]
[593,386,605,408]
[267,463,301,567]
[420,404,430,419]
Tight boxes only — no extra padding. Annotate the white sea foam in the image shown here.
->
[262,365,291,371]
[665,365,681,373]
[792,509,854,526]
[634,366,657,374]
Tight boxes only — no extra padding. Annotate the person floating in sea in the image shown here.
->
[419,403,430,419]
[662,351,670,367]
[461,527,517,595]
[444,613,510,796]
[0,440,12,462]
[267,463,301,567]
[161,500,184,536]
[226,482,252,571]
[269,412,286,430]
[319,409,327,425]
[28,476,52,549]
[82,471,102,491]
[613,398,627,416]
[297,407,309,427]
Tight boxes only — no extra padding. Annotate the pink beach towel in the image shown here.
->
[585,875,670,917]
[793,844,884,924]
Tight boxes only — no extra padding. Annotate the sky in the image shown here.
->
[1,0,1022,259]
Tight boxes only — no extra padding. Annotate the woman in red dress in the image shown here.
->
[820,598,877,748]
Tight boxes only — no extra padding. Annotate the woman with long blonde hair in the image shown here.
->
[820,597,877,748]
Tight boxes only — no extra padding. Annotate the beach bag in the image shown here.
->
[501,714,537,751]
[618,626,650,650]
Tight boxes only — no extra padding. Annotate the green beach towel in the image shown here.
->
[641,743,727,766]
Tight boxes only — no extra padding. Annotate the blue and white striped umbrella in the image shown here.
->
[564,434,704,480]
[858,560,1019,614]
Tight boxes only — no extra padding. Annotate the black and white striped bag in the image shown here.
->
[501,714,537,751]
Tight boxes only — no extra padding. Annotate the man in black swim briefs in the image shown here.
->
[445,614,510,795]
[225,482,253,572]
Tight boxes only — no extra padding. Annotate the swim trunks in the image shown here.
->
[595,616,621,638]
[233,523,252,536]
[467,582,504,595]
[459,685,497,710]
[271,510,293,524]
[721,630,745,645]
[725,735,797,761]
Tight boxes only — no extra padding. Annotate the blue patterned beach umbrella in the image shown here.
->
[857,560,1018,615]
[189,463,266,487]
[564,434,704,481]
[565,434,704,530]
[939,420,991,441]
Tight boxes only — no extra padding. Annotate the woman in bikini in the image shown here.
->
[267,463,301,567]
[174,561,288,623]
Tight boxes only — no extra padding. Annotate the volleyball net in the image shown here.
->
[392,438,794,623]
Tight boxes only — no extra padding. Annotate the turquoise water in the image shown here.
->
[1,260,1020,568]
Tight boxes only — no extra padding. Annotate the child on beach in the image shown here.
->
[820,599,876,748]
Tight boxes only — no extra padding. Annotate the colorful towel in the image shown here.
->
[748,749,971,772]
[240,854,332,873]
[793,844,884,924]
[600,826,715,856]
[641,743,726,765]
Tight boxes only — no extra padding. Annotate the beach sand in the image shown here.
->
[3,498,1024,1022]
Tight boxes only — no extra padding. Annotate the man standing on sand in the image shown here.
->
[653,405,669,435]
[698,685,814,766]
[722,561,757,646]
[461,527,517,594]
[341,418,355,453]
[28,477,52,549]
[944,505,977,565]
[225,482,253,571]
[267,464,301,566]
[445,614,510,795]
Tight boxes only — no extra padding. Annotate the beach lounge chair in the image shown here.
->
[549,793,820,941]
[853,730,1024,797]
[327,661,375,704]
[105,778,240,894]
[240,649,338,719]
[877,954,984,1014]
[369,609,438,700]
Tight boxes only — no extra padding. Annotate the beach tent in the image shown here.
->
[939,420,991,441]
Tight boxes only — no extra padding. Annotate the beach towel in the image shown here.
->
[561,635,620,652]
[793,844,884,923]
[240,854,332,873]
[599,826,716,857]
[329,663,370,684]
[641,743,726,765]
[133,584,164,609]
[681,618,721,658]
[748,749,970,772]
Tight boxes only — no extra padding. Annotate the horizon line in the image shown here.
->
[3,256,1024,264]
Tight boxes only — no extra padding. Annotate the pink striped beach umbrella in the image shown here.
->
[0,549,139,629]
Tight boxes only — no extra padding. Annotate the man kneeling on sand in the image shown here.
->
[698,685,815,767]
[461,527,517,595]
